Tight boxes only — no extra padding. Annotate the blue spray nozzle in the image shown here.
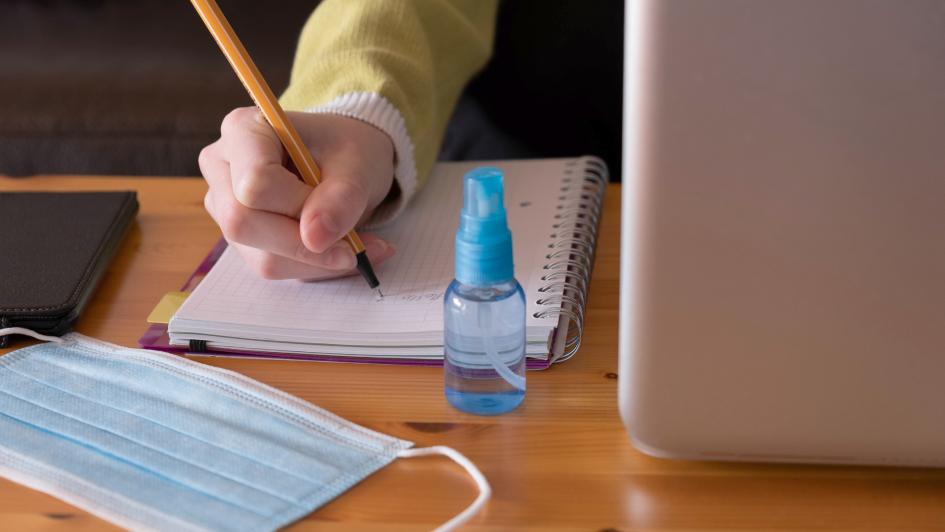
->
[455,167,514,286]
[463,167,505,219]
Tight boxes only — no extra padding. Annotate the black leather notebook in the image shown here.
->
[0,191,138,346]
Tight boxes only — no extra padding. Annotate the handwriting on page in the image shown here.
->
[395,292,444,303]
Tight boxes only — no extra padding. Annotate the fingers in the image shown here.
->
[231,236,395,281]
[203,150,395,275]
[299,178,370,253]
[200,146,350,270]
[220,107,311,218]
[211,186,358,271]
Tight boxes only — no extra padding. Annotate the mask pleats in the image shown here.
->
[0,413,271,530]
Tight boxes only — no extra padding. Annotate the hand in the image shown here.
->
[199,107,397,280]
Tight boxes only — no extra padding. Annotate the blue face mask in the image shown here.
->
[0,329,489,532]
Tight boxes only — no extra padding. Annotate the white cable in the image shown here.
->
[477,304,527,391]
[397,446,491,532]
[0,328,65,344]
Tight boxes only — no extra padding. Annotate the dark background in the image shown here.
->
[0,0,623,180]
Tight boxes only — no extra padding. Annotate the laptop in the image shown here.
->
[619,0,945,467]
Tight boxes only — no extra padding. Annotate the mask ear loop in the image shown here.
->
[0,327,65,344]
[396,446,491,532]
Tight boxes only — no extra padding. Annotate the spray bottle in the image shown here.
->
[444,167,526,415]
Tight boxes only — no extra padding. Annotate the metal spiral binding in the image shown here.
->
[533,156,608,362]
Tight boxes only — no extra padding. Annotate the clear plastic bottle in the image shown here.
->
[444,167,526,415]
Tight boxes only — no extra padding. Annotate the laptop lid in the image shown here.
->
[620,0,945,466]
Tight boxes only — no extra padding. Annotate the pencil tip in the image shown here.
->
[375,288,385,302]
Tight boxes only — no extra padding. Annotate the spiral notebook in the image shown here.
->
[148,157,606,368]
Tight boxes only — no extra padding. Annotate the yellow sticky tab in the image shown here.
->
[147,291,189,324]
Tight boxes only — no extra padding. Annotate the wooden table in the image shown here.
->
[2,176,945,531]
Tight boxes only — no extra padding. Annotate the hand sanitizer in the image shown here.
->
[444,167,526,415]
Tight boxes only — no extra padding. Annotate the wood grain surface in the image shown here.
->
[1,176,944,531]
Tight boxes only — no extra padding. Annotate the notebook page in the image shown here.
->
[171,159,571,345]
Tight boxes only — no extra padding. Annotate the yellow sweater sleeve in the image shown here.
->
[280,0,499,224]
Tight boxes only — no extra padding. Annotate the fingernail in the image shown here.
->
[327,246,357,270]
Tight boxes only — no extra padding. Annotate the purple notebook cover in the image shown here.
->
[138,239,553,369]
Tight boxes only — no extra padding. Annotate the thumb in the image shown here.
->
[299,179,369,253]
